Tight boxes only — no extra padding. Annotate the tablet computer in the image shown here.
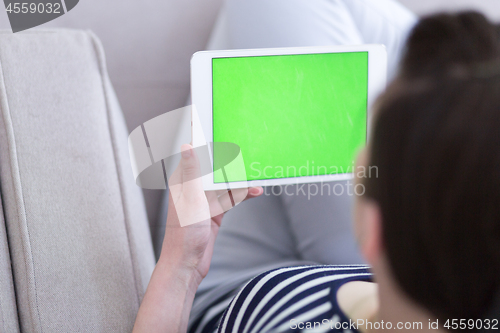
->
[191,45,387,191]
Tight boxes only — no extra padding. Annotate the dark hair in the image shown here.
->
[365,12,500,321]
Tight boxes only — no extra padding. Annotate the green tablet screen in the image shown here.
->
[212,51,368,183]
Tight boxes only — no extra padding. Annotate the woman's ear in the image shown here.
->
[355,199,383,266]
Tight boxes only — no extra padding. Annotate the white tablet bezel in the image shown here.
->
[191,45,387,191]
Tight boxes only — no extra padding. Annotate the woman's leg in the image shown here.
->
[190,192,313,329]
[190,1,416,328]
[225,0,417,78]
[221,0,417,267]
[199,0,369,291]
[341,0,418,79]
[196,192,302,295]
[278,181,365,265]
[278,0,417,265]
[225,0,363,49]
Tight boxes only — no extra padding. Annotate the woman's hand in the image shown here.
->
[133,144,263,333]
[161,144,263,284]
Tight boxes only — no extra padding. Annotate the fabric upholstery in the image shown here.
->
[0,191,19,333]
[0,29,154,332]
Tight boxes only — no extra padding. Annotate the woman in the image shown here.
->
[134,12,500,332]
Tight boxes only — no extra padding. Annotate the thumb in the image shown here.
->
[180,144,204,193]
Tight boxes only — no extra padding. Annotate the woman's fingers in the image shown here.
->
[168,144,210,227]
[206,191,225,218]
[245,187,263,200]
[204,187,263,221]
[180,144,204,195]
[173,144,264,227]
[215,187,263,209]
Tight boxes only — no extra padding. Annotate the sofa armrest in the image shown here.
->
[0,29,154,332]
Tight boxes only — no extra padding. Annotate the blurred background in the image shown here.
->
[0,0,497,233]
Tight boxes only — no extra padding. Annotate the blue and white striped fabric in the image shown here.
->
[188,265,372,333]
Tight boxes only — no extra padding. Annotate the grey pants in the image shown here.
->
[197,183,364,295]
[195,0,416,294]
[158,0,417,313]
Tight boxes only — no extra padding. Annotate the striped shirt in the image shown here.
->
[189,265,372,333]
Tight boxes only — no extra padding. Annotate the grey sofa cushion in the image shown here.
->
[0,191,19,333]
[0,29,154,332]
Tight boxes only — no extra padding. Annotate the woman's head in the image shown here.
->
[356,11,500,321]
